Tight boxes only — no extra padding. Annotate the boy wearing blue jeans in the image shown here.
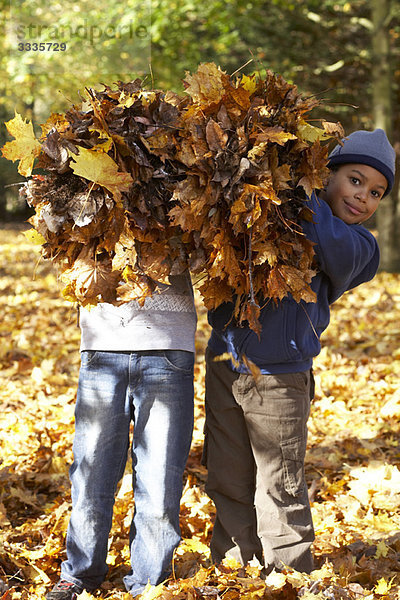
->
[47,274,197,599]
[204,129,396,573]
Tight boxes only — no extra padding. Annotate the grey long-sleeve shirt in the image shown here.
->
[79,274,197,353]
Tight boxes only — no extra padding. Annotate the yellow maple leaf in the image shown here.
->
[240,74,258,95]
[374,576,394,595]
[68,147,133,202]
[1,112,42,176]
[22,229,46,245]
[297,120,330,143]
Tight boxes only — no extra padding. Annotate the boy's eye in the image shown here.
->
[371,190,381,198]
[350,177,360,185]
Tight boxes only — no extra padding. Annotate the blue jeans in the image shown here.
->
[60,350,194,597]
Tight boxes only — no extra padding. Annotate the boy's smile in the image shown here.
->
[320,163,388,224]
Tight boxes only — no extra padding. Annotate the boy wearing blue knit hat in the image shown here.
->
[204,129,396,574]
[324,128,395,223]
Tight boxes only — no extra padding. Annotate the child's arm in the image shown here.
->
[301,193,379,300]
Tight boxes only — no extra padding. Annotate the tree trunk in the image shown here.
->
[373,0,400,271]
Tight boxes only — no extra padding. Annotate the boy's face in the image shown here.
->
[321,163,387,224]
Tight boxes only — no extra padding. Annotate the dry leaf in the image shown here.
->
[2,112,42,176]
[68,147,133,203]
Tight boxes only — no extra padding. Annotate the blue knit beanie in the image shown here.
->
[328,129,396,196]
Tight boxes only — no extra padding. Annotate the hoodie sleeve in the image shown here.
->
[301,194,380,300]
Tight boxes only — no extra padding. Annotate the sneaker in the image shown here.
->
[45,579,84,600]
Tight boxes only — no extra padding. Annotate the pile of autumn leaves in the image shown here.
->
[2,63,343,331]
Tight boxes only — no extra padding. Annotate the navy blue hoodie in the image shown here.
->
[207,193,380,374]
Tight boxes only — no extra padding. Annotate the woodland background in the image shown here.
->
[2,1,400,599]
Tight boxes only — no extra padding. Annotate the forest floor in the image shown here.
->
[2,226,400,599]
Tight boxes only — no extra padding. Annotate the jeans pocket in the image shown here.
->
[80,350,99,368]
[162,350,194,373]
[280,435,306,497]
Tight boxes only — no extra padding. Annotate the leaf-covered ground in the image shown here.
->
[1,225,400,600]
